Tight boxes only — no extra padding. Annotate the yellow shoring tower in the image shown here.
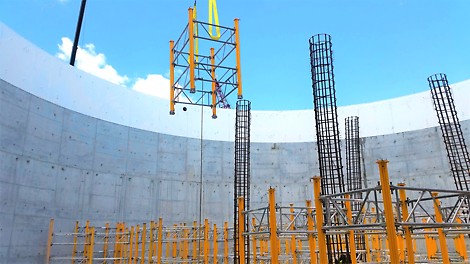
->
[169,2,242,118]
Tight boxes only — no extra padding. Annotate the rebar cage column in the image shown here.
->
[345,116,366,260]
[309,34,345,195]
[428,73,470,191]
[309,33,349,264]
[345,116,362,200]
[234,99,251,263]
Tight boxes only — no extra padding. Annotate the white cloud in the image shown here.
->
[133,74,170,99]
[56,37,129,86]
[56,37,188,102]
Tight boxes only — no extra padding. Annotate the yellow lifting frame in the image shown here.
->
[377,160,399,263]
[312,177,328,263]
[344,194,357,264]
[432,192,450,264]
[268,188,279,264]
[398,183,415,264]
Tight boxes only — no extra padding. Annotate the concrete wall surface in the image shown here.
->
[1,22,470,263]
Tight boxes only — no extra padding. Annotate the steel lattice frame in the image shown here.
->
[309,34,349,263]
[169,8,242,118]
[428,73,470,191]
[234,100,251,264]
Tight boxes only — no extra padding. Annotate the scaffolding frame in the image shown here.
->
[169,8,242,118]
[428,73,470,191]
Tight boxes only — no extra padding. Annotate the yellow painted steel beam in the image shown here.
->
[289,204,298,264]
[238,197,246,264]
[148,221,155,264]
[268,188,279,264]
[157,219,163,264]
[455,218,468,260]
[306,200,317,264]
[251,218,258,264]
[204,219,209,264]
[192,221,198,261]
[135,224,140,264]
[172,224,177,259]
[371,208,381,262]
[234,18,242,99]
[398,183,415,264]
[312,177,328,263]
[141,223,147,264]
[188,8,195,93]
[89,227,95,264]
[169,40,175,114]
[432,192,450,264]
[103,223,109,260]
[377,160,400,263]
[45,218,54,264]
[213,224,218,264]
[84,220,90,260]
[224,222,228,264]
[130,226,134,262]
[183,224,189,260]
[72,221,78,264]
[210,47,217,119]
[345,194,357,264]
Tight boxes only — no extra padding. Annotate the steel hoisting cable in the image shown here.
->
[208,0,221,40]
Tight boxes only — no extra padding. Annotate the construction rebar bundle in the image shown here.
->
[428,73,470,191]
[309,34,349,263]
[234,99,251,263]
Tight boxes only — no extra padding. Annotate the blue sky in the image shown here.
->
[1,0,469,110]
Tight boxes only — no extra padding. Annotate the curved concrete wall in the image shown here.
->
[1,22,470,262]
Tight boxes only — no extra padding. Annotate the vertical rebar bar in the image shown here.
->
[428,73,470,191]
[234,99,251,264]
[309,34,349,264]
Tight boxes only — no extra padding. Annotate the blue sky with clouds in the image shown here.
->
[1,0,469,110]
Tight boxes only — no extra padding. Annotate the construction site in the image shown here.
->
[1,1,470,264]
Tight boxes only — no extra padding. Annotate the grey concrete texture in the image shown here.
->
[1,78,470,263]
